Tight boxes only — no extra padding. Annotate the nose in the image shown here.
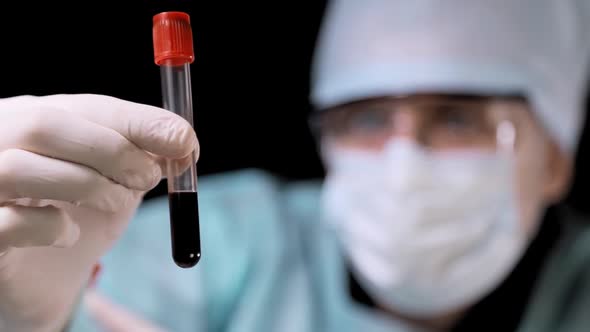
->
[389,107,420,141]
[358,107,421,151]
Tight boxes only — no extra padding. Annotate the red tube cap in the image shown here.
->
[153,11,195,66]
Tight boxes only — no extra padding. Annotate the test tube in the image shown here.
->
[152,11,201,268]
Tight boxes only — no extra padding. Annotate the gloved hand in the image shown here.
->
[0,94,198,332]
[84,289,168,332]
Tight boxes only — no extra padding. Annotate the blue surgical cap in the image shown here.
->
[311,0,590,153]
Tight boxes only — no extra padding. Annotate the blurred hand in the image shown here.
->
[0,94,198,332]
[85,290,168,332]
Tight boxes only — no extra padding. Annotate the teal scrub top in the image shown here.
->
[69,169,590,332]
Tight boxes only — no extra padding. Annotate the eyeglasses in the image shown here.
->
[309,94,527,152]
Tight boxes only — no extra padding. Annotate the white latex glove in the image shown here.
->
[0,94,198,332]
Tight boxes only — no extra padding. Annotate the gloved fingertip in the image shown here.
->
[123,164,162,192]
[148,164,163,190]
[53,221,80,248]
[140,116,196,159]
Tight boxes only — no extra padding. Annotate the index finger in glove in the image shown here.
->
[0,109,162,191]
[40,94,199,160]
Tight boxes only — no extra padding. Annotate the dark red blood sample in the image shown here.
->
[168,192,201,268]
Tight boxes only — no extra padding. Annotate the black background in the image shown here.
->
[0,1,588,214]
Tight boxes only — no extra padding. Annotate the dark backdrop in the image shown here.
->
[0,1,588,215]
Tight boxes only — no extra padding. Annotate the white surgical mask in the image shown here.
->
[320,139,529,317]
